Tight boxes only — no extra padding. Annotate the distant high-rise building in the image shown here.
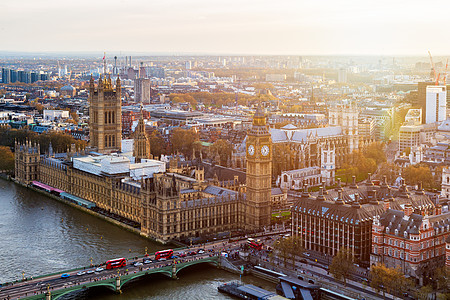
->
[10,70,18,83]
[338,68,347,83]
[2,68,10,84]
[417,81,434,124]
[139,62,146,78]
[134,78,152,104]
[185,61,192,70]
[425,86,446,124]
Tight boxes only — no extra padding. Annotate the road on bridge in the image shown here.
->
[0,236,263,300]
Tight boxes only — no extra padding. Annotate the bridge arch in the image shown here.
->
[52,282,116,300]
[120,268,173,289]
[175,257,219,275]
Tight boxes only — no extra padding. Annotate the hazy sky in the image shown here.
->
[1,0,449,55]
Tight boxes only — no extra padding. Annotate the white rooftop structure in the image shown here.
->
[269,126,342,143]
[73,154,165,179]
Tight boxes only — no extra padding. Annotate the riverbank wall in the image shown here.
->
[2,176,172,245]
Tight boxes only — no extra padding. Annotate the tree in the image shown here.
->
[170,128,199,158]
[417,285,433,300]
[376,162,400,184]
[329,247,355,286]
[0,146,14,172]
[210,139,232,166]
[370,263,409,299]
[363,142,386,165]
[271,235,304,269]
[435,266,450,292]
[149,131,166,158]
[403,164,435,189]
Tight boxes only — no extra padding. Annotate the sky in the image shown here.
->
[1,0,449,55]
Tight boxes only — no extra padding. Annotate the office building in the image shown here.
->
[134,78,152,104]
[425,86,446,124]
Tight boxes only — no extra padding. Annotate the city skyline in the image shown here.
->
[2,0,450,55]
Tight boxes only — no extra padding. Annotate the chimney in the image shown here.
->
[317,186,325,201]
[404,203,414,217]
[369,189,379,205]
[302,184,310,198]
[351,175,358,189]
[383,199,390,210]
[436,204,442,215]
[415,182,425,195]
[336,190,344,205]
[352,193,362,208]
[367,173,374,186]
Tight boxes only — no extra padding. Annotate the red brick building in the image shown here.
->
[371,203,450,284]
[122,111,136,135]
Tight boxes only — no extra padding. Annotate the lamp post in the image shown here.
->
[90,257,93,267]
[22,271,25,281]
[145,247,148,256]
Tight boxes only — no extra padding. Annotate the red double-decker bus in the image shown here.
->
[247,238,263,250]
[155,249,173,260]
[105,258,126,269]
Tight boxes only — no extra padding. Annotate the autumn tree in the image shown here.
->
[149,131,166,158]
[363,142,386,165]
[271,235,304,268]
[210,139,232,166]
[170,128,199,158]
[435,266,450,292]
[370,263,409,299]
[376,162,400,184]
[402,163,435,189]
[0,146,14,172]
[417,285,433,300]
[329,247,355,286]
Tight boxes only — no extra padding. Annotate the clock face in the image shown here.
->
[248,145,255,156]
[261,145,270,156]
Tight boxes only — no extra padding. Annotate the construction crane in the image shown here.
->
[444,58,449,85]
[428,51,438,85]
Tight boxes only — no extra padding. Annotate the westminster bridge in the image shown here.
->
[0,246,243,300]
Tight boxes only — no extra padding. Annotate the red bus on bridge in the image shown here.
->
[105,258,126,269]
[247,238,263,250]
[155,249,173,260]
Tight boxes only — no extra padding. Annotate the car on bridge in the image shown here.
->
[61,273,70,279]
[143,259,152,264]
[95,267,104,272]
[76,271,86,276]
[134,262,143,267]
[86,270,95,274]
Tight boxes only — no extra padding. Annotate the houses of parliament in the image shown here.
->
[14,76,274,243]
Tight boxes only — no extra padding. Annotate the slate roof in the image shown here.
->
[292,183,435,225]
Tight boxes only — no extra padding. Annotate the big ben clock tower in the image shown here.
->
[245,104,272,231]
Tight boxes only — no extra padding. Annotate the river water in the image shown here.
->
[0,180,274,299]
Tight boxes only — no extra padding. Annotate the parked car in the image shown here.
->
[299,259,308,263]
[303,253,310,257]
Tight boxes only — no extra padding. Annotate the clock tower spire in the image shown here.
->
[245,103,272,231]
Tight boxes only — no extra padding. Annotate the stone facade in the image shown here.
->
[89,76,122,153]
[15,104,273,243]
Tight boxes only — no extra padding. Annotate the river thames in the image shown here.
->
[0,179,274,299]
